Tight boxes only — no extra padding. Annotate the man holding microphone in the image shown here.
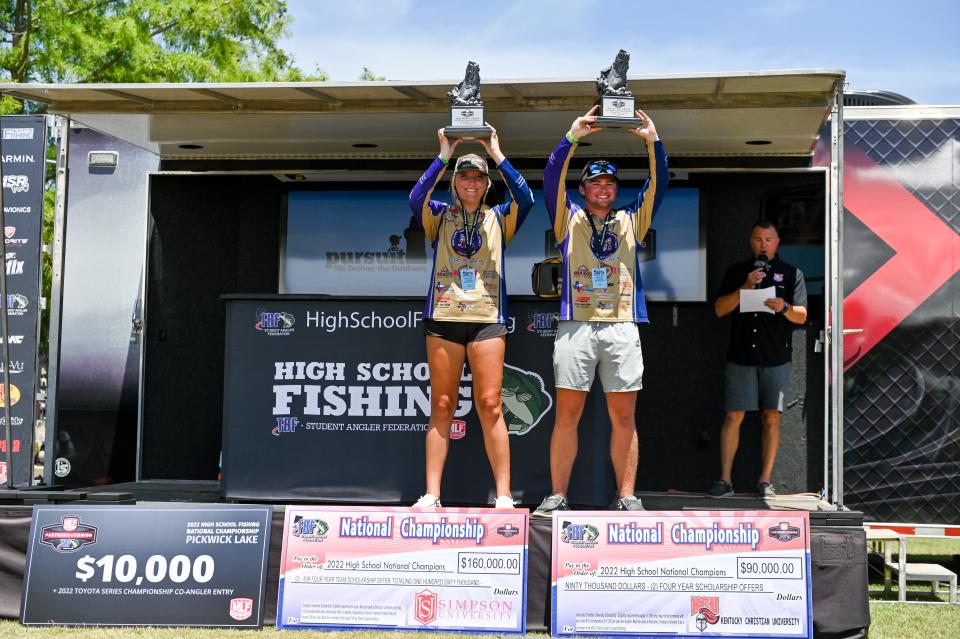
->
[707,220,807,499]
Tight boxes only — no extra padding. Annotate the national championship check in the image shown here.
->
[552,511,811,638]
[278,506,528,632]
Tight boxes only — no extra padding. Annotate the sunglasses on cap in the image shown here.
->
[580,160,619,182]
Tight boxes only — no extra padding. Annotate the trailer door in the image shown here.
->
[839,106,960,524]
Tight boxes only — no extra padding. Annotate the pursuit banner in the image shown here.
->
[551,511,811,638]
[277,505,528,632]
[21,504,272,627]
[0,115,46,486]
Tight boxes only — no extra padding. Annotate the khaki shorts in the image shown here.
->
[553,321,644,392]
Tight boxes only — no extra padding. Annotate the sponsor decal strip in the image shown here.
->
[551,511,811,637]
[277,506,528,633]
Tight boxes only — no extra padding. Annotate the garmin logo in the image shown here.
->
[1,155,33,163]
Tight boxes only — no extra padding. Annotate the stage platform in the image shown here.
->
[0,481,870,636]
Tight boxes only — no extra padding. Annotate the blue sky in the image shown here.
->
[282,0,960,105]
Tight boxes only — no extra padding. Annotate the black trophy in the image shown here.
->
[444,61,493,139]
[594,49,645,128]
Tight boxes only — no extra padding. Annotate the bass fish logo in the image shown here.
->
[500,364,552,436]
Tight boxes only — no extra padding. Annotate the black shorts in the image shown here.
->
[423,319,508,345]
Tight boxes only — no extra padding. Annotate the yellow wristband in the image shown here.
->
[566,132,579,144]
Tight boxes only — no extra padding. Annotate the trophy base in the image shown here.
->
[443,125,493,139]
[594,116,646,129]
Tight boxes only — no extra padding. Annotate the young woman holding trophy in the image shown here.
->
[407,125,534,508]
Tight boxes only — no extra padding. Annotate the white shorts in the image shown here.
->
[552,321,644,392]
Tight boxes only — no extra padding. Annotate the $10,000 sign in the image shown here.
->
[21,504,272,627]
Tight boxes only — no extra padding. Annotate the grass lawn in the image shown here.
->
[866,537,960,638]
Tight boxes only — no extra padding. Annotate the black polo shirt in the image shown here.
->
[716,255,807,366]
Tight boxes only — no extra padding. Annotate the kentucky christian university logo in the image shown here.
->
[414,589,438,625]
[691,596,720,633]
[39,516,98,553]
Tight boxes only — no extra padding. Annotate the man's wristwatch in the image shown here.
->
[779,302,791,315]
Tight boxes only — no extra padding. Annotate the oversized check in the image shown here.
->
[552,511,811,638]
[277,506,528,632]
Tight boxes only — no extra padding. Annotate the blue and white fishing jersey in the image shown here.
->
[409,156,534,323]
[543,136,668,322]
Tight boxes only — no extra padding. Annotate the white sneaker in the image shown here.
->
[413,493,441,508]
[494,495,515,509]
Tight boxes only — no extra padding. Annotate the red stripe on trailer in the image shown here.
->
[866,523,960,537]
[842,145,960,370]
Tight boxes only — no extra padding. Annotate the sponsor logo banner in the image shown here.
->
[0,117,45,486]
[551,511,811,637]
[277,505,528,632]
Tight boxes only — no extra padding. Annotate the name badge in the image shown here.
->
[460,268,477,290]
[592,267,608,290]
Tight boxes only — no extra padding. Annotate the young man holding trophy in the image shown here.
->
[534,96,668,516]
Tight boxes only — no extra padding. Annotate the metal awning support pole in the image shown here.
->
[828,85,845,507]
[43,116,69,485]
[0,113,12,487]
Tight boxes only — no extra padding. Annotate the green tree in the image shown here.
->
[0,0,329,357]
[0,0,326,112]
[359,66,385,81]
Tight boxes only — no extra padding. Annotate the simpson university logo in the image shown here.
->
[500,364,552,436]
[255,308,295,336]
[691,596,720,633]
[414,589,438,625]
[2,175,29,194]
[40,516,98,553]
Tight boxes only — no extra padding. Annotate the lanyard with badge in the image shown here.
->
[585,211,614,289]
[458,207,482,290]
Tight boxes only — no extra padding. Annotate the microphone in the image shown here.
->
[752,254,769,289]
